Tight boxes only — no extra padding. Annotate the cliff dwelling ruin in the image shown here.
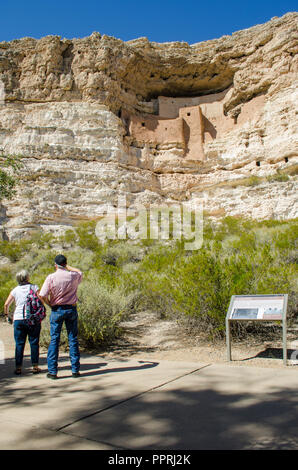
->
[0,12,296,238]
[122,87,266,161]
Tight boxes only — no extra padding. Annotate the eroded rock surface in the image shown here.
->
[0,13,297,238]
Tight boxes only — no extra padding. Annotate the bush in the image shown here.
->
[39,274,139,351]
[0,267,16,317]
[101,241,144,266]
[1,216,298,346]
[77,278,138,348]
[244,175,262,186]
[0,241,23,262]
[75,221,101,251]
[266,172,289,183]
[122,218,297,340]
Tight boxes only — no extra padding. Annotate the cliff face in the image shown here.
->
[0,12,297,238]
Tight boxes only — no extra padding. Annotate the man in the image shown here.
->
[39,254,82,379]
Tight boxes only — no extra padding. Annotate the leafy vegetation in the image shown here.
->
[0,216,297,348]
[266,171,290,183]
[0,154,23,200]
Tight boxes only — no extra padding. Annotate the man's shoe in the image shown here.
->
[47,373,57,380]
[72,372,81,378]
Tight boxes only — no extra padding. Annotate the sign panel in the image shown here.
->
[226,294,288,365]
[227,295,285,321]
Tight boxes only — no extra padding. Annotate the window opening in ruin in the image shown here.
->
[187,112,191,116]
[256,161,261,167]
[284,157,288,163]
[141,122,145,127]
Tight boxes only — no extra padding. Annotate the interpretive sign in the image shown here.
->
[226,294,288,365]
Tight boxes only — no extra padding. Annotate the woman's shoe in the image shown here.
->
[32,366,42,374]
[14,368,22,375]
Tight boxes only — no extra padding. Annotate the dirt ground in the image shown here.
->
[2,311,297,369]
[102,311,298,369]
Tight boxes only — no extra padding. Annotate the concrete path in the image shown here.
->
[0,321,297,450]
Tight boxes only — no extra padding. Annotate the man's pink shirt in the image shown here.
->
[39,268,82,306]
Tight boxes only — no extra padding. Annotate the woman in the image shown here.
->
[4,270,42,375]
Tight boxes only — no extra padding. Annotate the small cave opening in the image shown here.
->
[284,157,288,163]
[256,161,261,167]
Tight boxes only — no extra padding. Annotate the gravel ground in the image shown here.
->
[103,311,298,369]
[1,312,297,369]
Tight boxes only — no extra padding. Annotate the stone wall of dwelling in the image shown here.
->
[127,113,185,148]
[179,106,205,160]
[158,88,230,119]
[158,91,266,143]
[122,89,266,161]
[236,95,266,126]
[124,105,206,161]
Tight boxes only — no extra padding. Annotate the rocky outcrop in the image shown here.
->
[0,12,297,238]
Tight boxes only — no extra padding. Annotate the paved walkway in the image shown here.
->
[0,321,297,450]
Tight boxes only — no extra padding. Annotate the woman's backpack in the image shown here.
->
[23,285,46,326]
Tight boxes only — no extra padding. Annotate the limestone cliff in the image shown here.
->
[0,12,297,238]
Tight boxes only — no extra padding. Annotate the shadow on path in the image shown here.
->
[238,347,297,362]
[57,370,298,450]
[0,354,159,380]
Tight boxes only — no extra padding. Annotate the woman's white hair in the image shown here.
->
[16,269,29,285]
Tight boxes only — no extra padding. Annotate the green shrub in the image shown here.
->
[244,175,262,187]
[0,154,23,200]
[60,229,77,245]
[77,275,139,349]
[101,241,144,266]
[0,240,23,262]
[266,172,289,183]
[1,216,297,346]
[75,221,101,251]
[40,274,139,350]
[122,218,297,339]
[0,267,16,317]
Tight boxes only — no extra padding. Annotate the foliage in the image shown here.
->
[266,171,290,183]
[0,217,297,346]
[0,154,23,200]
[40,274,139,350]
[244,175,262,187]
[77,274,138,348]
[122,217,298,339]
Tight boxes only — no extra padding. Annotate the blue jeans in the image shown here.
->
[14,320,41,368]
[47,305,80,375]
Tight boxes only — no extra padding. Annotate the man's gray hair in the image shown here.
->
[16,269,29,285]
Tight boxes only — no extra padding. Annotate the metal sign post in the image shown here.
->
[226,294,288,366]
